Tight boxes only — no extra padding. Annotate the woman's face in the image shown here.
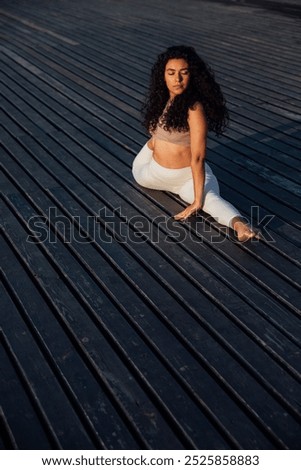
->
[164,58,190,99]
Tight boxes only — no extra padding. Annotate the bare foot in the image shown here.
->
[232,219,260,242]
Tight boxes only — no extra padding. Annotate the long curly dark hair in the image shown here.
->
[142,45,229,136]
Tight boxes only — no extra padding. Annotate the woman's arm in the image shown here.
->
[174,102,207,220]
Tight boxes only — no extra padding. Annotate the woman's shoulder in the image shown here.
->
[188,101,208,131]
[189,101,205,113]
[188,102,206,122]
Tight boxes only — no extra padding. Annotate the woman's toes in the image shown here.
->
[237,230,256,242]
[234,221,260,242]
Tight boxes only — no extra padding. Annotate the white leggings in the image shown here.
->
[132,144,242,228]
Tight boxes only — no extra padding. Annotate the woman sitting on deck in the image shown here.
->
[132,45,259,242]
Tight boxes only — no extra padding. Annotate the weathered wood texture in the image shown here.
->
[0,0,300,450]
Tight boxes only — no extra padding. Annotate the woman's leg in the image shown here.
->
[178,163,240,226]
[133,151,258,241]
[132,144,155,187]
[179,163,258,240]
[132,144,168,190]
[132,144,192,192]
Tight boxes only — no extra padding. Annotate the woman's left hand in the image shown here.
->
[174,201,202,221]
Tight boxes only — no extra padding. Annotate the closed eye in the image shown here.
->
[167,69,189,75]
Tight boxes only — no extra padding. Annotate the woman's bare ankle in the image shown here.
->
[231,217,259,242]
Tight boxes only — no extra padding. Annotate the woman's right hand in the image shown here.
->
[174,201,202,221]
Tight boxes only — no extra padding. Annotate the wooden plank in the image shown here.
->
[2,131,300,448]
[1,23,300,211]
[0,59,298,253]
[1,0,300,450]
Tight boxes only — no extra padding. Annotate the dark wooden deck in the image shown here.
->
[1,0,300,450]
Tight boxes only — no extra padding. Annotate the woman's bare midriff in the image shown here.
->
[148,138,191,169]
